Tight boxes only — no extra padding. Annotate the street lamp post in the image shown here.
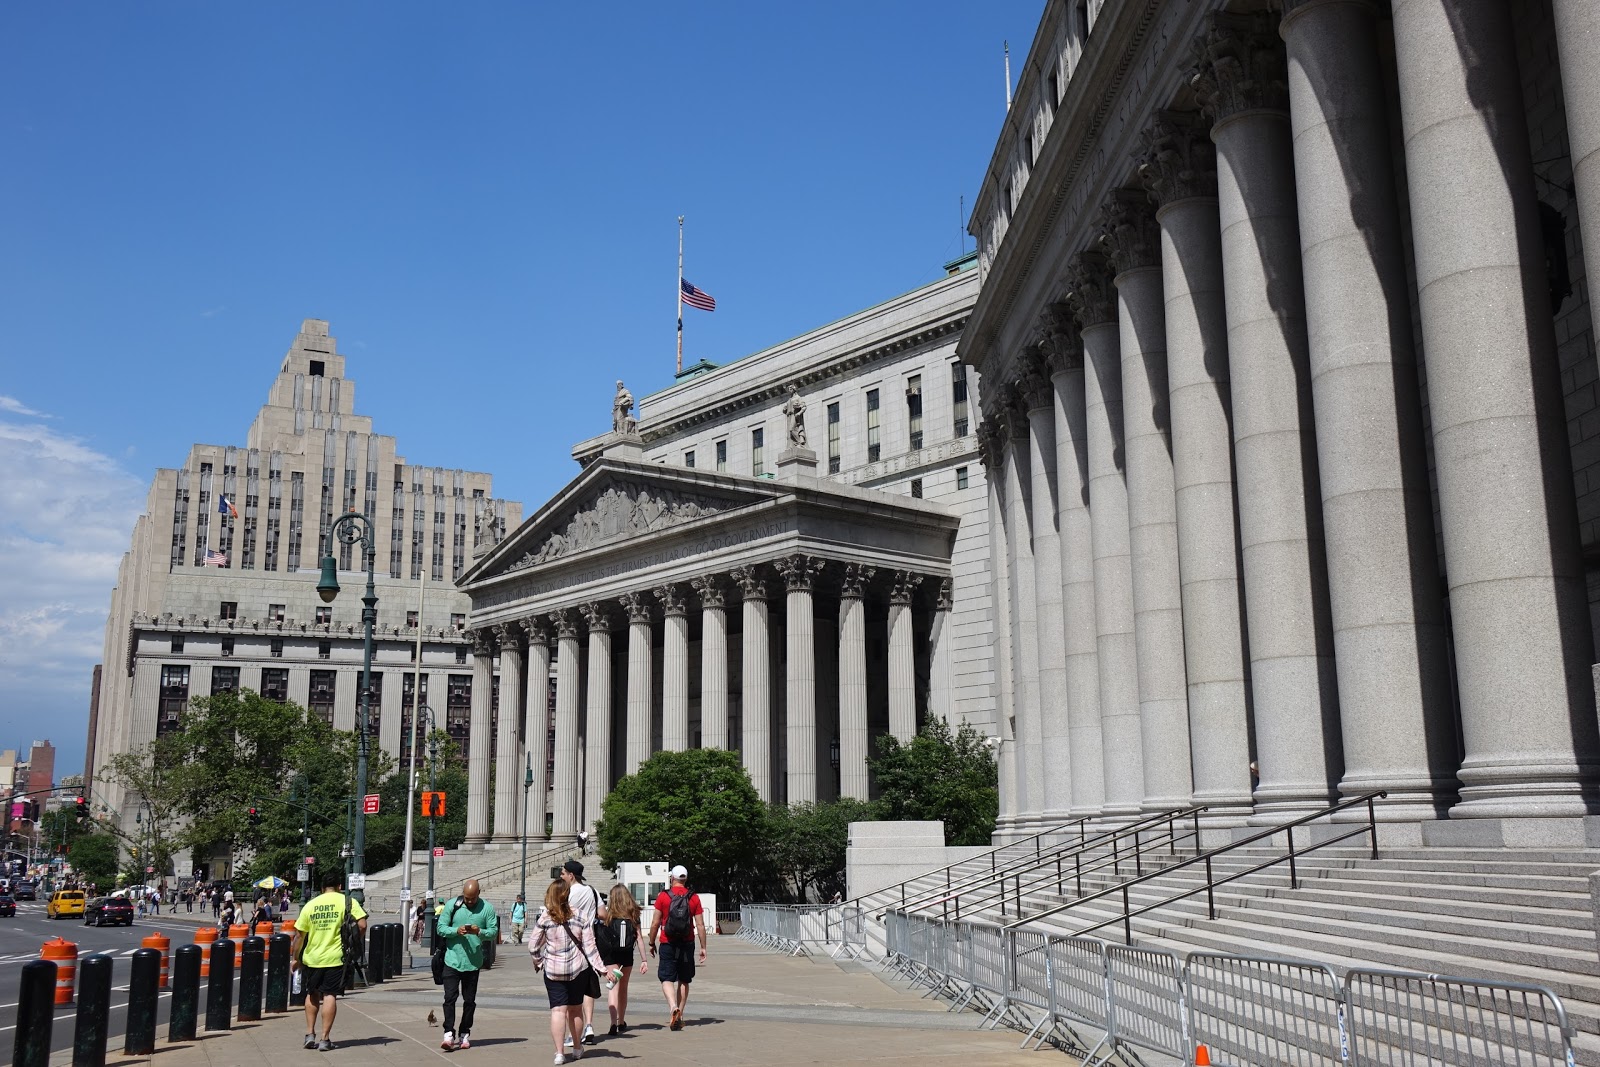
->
[316,510,377,904]
[519,751,534,908]
[424,713,440,951]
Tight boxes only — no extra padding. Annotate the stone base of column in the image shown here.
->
[1422,815,1600,850]
[1443,757,1600,822]
[1245,789,1341,825]
[1190,790,1253,831]
[1332,771,1458,824]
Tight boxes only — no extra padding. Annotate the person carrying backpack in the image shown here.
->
[645,865,707,1032]
[594,884,647,1035]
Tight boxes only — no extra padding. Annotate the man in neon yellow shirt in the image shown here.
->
[291,871,368,1051]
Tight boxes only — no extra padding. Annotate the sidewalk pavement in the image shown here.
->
[53,937,1062,1066]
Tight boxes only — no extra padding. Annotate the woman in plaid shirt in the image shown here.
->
[529,880,620,1064]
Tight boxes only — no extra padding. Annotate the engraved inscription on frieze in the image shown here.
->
[507,481,731,571]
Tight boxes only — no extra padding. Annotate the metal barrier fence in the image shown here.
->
[864,912,1575,1067]
[738,903,868,960]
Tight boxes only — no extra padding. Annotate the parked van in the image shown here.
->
[46,890,86,919]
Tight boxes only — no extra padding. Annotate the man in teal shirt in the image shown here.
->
[436,878,499,1050]
[510,894,528,943]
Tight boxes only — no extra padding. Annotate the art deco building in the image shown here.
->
[88,320,522,870]
[966,0,1599,846]
[454,258,989,845]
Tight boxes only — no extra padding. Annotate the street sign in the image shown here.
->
[432,847,445,858]
[296,867,309,882]
[399,888,412,901]
[145,866,154,874]
[347,873,366,890]
[362,794,381,815]
[305,856,315,865]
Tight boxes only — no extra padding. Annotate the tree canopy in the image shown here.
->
[869,717,998,846]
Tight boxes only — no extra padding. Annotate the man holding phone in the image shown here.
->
[437,878,499,1051]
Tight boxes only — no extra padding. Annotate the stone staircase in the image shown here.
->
[361,840,614,917]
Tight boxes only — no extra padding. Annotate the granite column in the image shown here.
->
[888,570,922,742]
[549,610,582,839]
[522,620,551,841]
[492,623,525,842]
[838,563,874,801]
[733,566,775,802]
[579,603,613,832]
[656,584,690,751]
[778,554,824,805]
[620,593,653,774]
[692,576,730,750]
[464,629,495,845]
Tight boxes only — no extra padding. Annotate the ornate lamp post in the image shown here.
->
[316,510,378,903]
[519,751,535,908]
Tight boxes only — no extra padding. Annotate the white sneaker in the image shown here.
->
[554,1056,567,1065]
[563,1034,574,1048]
[441,1031,455,1050]
[582,1025,596,1045]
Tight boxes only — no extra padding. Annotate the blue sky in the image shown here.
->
[0,1,1044,777]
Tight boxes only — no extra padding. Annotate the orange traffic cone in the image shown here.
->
[1194,1043,1212,1066]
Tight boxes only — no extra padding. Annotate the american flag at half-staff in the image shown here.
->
[203,548,228,566]
[681,278,716,312]
[677,215,718,374]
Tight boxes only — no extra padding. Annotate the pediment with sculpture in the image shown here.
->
[506,479,739,572]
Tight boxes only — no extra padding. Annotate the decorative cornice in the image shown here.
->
[1038,304,1084,373]
[579,601,613,633]
[936,577,953,611]
[890,570,924,607]
[1190,11,1289,123]
[548,609,579,640]
[653,583,688,617]
[730,565,769,601]
[1138,110,1217,206]
[690,574,727,610]
[619,591,653,625]
[1016,347,1055,411]
[1065,252,1119,328]
[775,553,825,593]
[1100,188,1162,275]
[839,563,876,599]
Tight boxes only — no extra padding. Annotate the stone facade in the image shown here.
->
[968,0,1600,846]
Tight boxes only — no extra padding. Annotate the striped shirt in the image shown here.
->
[528,910,607,981]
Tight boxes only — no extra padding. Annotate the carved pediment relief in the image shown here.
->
[506,480,731,572]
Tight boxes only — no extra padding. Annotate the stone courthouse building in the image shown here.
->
[965,0,1599,846]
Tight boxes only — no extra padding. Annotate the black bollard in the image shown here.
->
[367,925,385,984]
[266,933,290,1013]
[169,945,200,1042]
[73,952,113,1067]
[124,949,160,1055]
[204,939,234,1031]
[237,937,265,1021]
[15,959,57,1067]
[388,922,403,975]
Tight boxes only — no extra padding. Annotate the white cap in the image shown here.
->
[669,865,688,880]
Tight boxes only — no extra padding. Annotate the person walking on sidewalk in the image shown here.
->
[558,859,605,1047]
[530,879,620,1066]
[596,884,646,1035]
[511,894,528,944]
[437,878,499,1052]
[291,871,368,1052]
[645,865,707,1032]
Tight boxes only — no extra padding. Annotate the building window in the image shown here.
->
[221,637,234,657]
[451,613,466,632]
[456,646,468,665]
[261,668,288,703]
[271,638,284,658]
[406,610,419,629]
[316,606,332,625]
[159,665,190,734]
[219,601,237,621]
[952,363,969,437]
[309,359,325,377]
[906,375,923,451]
[309,670,335,725]
[210,666,239,694]
[866,389,881,463]
[715,440,727,472]
[751,428,765,476]
[269,603,285,623]
[684,450,695,469]
[910,478,923,499]
[318,640,332,660]
[170,635,185,654]
[827,402,841,475]
[956,465,970,490]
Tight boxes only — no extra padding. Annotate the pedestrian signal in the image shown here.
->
[421,791,446,818]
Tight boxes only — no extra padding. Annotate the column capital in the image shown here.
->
[520,617,551,647]
[1001,386,1032,438]
[619,590,653,624]
[492,622,522,651]
[579,601,613,633]
[839,563,876,599]
[548,608,579,640]
[1038,304,1084,373]
[890,570,924,607]
[1064,251,1119,327]
[775,553,826,592]
[976,416,1008,469]
[690,574,727,610]
[1016,347,1056,411]
[1138,110,1217,205]
[1099,187,1162,275]
[470,628,497,656]
[654,583,689,617]
[1189,11,1289,123]
[936,577,953,611]
[730,564,769,601]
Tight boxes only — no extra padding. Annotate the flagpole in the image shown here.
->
[677,215,685,375]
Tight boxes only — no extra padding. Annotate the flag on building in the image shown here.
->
[681,278,716,312]
[203,548,228,566]
[218,495,238,519]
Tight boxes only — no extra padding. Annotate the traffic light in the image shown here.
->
[75,797,89,819]
[248,806,261,828]
[421,791,446,818]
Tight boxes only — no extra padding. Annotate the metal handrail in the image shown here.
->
[906,805,1206,921]
[856,813,1095,911]
[1003,790,1387,941]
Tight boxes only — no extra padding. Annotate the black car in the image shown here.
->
[0,894,14,917]
[83,896,134,927]
[12,882,37,901]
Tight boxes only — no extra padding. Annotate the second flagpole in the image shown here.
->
[677,215,685,375]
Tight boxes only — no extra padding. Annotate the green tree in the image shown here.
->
[360,731,469,875]
[870,717,998,846]
[596,749,771,902]
[770,798,882,902]
[66,834,119,887]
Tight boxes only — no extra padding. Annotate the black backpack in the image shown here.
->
[430,898,464,985]
[664,891,694,942]
[596,916,637,955]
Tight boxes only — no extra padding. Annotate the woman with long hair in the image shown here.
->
[599,884,647,1034]
[529,879,619,1064]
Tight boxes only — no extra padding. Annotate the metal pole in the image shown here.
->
[401,569,425,962]
[426,719,438,952]
[354,531,376,903]
[519,751,533,908]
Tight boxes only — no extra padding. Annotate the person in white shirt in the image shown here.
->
[558,859,605,1047]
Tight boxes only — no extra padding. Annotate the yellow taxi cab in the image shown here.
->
[46,890,86,919]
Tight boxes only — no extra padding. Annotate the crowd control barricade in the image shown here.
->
[1010,928,1055,1045]
[1036,936,1115,1060]
[1185,953,1344,1067]
[1104,943,1189,1064]
[967,921,1024,1030]
[1344,968,1575,1067]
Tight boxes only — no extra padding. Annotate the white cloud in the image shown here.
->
[199,306,226,318]
[0,404,145,769]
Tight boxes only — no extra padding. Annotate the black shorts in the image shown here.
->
[544,974,589,1007]
[599,944,635,968]
[301,964,344,997]
[657,942,696,985]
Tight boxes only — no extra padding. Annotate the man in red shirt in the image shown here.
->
[645,864,707,1031]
